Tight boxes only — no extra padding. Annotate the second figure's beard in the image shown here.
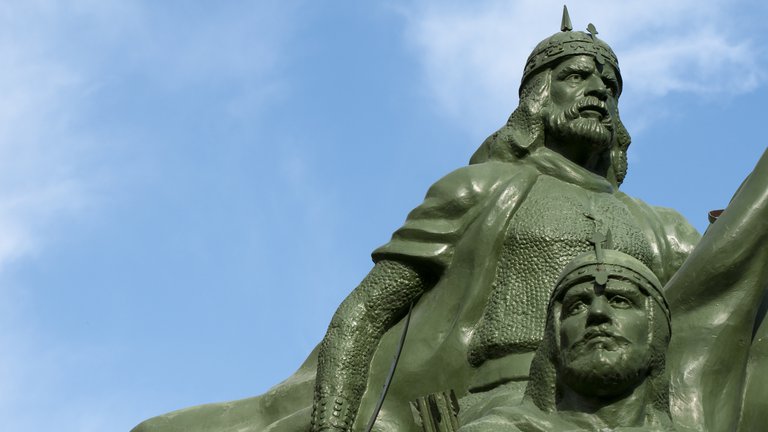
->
[544,96,615,151]
[559,340,651,399]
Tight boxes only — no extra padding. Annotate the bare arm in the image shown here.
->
[310,260,434,431]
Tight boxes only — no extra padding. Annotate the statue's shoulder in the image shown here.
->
[373,160,538,268]
[617,192,700,242]
[616,191,701,283]
[425,160,538,204]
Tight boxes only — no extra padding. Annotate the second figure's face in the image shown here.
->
[557,278,651,398]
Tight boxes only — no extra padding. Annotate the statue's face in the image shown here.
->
[557,278,651,398]
[544,55,620,152]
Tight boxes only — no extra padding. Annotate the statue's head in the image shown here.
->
[524,247,671,417]
[470,7,631,186]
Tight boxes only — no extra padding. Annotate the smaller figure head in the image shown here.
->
[525,248,671,416]
[558,273,655,398]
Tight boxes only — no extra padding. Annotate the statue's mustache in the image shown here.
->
[568,326,630,353]
[564,96,613,127]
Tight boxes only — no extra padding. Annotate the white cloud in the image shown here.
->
[0,2,99,269]
[621,32,759,98]
[398,0,764,133]
[0,3,108,426]
[0,1,295,430]
[0,0,294,268]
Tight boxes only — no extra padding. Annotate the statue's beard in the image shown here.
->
[543,96,615,151]
[559,337,651,399]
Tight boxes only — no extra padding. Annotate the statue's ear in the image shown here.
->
[469,107,545,164]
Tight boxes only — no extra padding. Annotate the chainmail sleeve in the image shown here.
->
[311,260,433,431]
[311,163,519,431]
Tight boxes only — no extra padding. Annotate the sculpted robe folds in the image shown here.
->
[133,147,699,432]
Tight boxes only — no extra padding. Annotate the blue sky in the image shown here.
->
[1,1,766,430]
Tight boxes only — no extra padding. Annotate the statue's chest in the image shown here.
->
[510,176,652,259]
[467,176,654,365]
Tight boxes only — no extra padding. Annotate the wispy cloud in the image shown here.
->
[0,2,101,268]
[0,1,297,431]
[0,3,122,429]
[398,0,764,133]
[0,0,296,268]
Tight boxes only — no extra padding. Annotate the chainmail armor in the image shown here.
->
[467,176,653,366]
[312,260,430,431]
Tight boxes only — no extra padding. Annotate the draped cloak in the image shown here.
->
[132,148,700,432]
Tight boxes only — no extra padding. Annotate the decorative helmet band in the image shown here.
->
[551,248,670,329]
[520,6,622,96]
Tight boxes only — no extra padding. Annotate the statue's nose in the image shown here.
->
[586,296,612,325]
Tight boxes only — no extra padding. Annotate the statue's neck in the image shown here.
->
[544,138,611,178]
[557,381,652,429]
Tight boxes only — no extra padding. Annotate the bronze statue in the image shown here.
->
[131,7,722,432]
[309,9,697,431]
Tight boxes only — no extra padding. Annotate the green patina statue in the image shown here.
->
[132,6,765,432]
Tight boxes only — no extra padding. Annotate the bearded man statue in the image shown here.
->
[459,247,677,431]
[132,8,701,432]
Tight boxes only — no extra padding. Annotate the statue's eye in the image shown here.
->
[564,300,587,316]
[565,73,583,83]
[608,295,632,309]
[602,79,618,96]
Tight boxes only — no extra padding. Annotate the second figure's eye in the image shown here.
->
[565,300,587,316]
[608,295,632,309]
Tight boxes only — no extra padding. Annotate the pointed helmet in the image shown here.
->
[520,6,623,96]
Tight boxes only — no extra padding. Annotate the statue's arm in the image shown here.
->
[311,259,434,432]
[666,147,768,320]
[310,163,519,431]
[666,148,768,431]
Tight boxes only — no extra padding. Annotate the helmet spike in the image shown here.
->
[561,5,573,32]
